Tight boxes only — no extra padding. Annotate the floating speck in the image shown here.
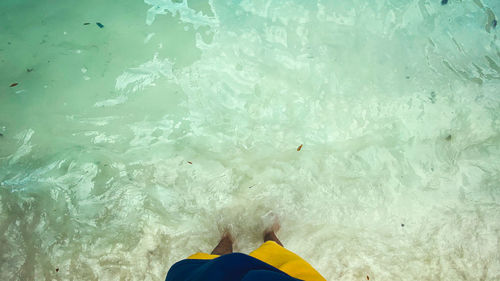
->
[10,83,18,87]
[429,91,436,104]
[96,22,104,28]
[493,19,497,28]
[445,134,452,141]
[441,0,448,5]
[297,144,303,151]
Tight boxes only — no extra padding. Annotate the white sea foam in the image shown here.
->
[115,53,175,94]
[144,0,218,28]
[8,129,35,164]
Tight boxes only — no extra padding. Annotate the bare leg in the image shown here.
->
[211,231,233,255]
[263,221,283,247]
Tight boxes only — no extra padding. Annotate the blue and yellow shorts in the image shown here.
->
[166,241,326,281]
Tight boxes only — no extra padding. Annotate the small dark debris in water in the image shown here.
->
[187,161,192,164]
[10,83,18,87]
[248,184,255,189]
[0,133,3,137]
[445,134,452,141]
[27,68,34,72]
[367,275,370,280]
[493,19,497,28]
[441,0,448,5]
[429,91,436,103]
[96,22,104,28]
[401,223,405,227]
[83,22,90,25]
[56,268,59,272]
[297,144,303,151]
[405,76,410,79]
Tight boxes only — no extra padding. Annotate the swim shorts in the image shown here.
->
[165,241,326,281]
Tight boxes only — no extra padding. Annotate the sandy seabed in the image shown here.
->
[1,0,500,280]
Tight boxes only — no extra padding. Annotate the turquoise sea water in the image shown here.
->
[1,0,500,280]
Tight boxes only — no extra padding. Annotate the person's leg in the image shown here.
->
[210,231,233,255]
[263,221,283,247]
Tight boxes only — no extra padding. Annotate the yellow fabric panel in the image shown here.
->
[249,241,326,281]
[187,252,220,260]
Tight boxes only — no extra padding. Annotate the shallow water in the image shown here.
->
[1,0,500,280]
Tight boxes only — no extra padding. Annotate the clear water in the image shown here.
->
[1,0,500,280]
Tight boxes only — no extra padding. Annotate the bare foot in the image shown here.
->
[211,231,233,255]
[263,220,283,247]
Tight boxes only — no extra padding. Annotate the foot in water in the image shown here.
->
[211,231,233,255]
[263,220,283,247]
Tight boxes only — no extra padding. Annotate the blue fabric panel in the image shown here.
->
[165,253,302,281]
